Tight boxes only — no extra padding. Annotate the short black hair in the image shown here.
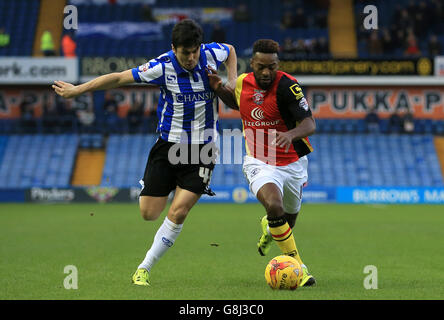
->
[252,39,280,54]
[171,19,203,49]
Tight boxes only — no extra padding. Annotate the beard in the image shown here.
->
[254,75,274,90]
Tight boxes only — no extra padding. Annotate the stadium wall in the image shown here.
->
[1,186,444,204]
[2,83,443,120]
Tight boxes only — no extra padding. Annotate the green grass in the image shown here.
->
[0,203,443,300]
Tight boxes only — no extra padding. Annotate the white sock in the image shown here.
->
[138,217,183,272]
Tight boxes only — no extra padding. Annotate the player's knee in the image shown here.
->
[168,204,191,224]
[139,196,166,221]
[140,207,162,221]
[265,200,284,219]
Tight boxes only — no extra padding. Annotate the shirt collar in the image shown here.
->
[168,45,205,75]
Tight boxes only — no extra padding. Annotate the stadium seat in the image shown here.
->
[307,133,444,187]
[0,135,78,188]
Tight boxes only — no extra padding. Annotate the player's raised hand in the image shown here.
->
[52,80,80,99]
[271,131,293,153]
[205,66,223,91]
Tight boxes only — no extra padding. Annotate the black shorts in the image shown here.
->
[140,137,217,197]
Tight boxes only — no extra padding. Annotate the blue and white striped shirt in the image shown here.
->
[132,42,230,144]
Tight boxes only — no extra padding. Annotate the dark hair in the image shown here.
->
[171,19,203,49]
[252,39,280,54]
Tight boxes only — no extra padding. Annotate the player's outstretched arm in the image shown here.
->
[206,66,238,110]
[223,44,237,91]
[52,69,135,99]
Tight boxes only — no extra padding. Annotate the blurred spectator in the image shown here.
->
[293,39,307,57]
[41,30,56,56]
[407,0,417,17]
[396,9,413,32]
[103,92,120,133]
[360,0,443,58]
[417,1,429,17]
[281,0,296,10]
[388,111,403,133]
[42,102,59,133]
[365,107,380,133]
[314,11,328,29]
[233,3,251,22]
[61,33,76,58]
[76,105,96,133]
[305,39,316,55]
[391,27,406,49]
[0,28,10,47]
[392,4,403,23]
[413,12,427,38]
[281,37,296,55]
[307,38,318,55]
[381,28,394,55]
[428,35,442,56]
[403,112,415,134]
[141,4,156,22]
[431,0,444,32]
[281,12,295,29]
[58,100,77,132]
[210,22,226,43]
[19,96,36,133]
[367,31,383,56]
[127,100,144,134]
[404,33,421,57]
[293,8,308,28]
[314,37,329,56]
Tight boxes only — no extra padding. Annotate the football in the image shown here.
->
[264,255,303,290]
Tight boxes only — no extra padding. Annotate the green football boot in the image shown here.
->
[132,268,151,286]
[300,265,316,287]
[257,215,273,256]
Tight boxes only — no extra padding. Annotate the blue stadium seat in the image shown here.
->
[0,135,78,188]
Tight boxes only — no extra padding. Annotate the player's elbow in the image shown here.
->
[309,118,316,135]
[304,117,316,136]
[225,43,236,54]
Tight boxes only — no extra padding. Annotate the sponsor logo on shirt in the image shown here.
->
[243,119,280,127]
[299,97,309,111]
[166,74,177,84]
[251,107,264,120]
[176,91,215,103]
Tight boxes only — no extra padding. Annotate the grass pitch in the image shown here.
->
[0,203,443,300]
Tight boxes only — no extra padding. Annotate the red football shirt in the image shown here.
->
[235,71,313,166]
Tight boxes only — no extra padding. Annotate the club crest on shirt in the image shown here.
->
[252,89,265,105]
[250,168,260,178]
[139,63,149,72]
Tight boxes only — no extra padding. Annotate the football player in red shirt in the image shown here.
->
[207,39,316,286]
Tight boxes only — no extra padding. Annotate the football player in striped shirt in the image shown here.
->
[52,19,238,286]
[207,39,316,286]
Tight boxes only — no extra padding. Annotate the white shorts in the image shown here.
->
[242,155,308,214]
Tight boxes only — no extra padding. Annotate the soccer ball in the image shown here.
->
[264,255,303,290]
